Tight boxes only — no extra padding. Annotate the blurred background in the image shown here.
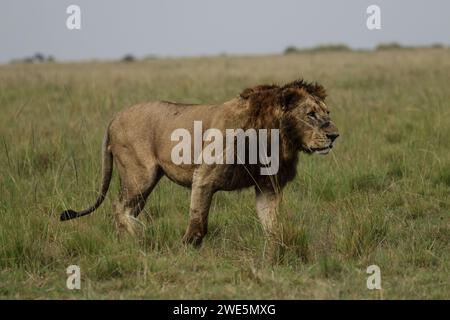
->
[1,0,450,63]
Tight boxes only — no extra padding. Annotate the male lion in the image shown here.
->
[60,79,339,246]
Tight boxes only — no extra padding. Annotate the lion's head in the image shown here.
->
[280,80,339,155]
[241,79,339,156]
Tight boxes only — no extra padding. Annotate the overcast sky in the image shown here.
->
[1,0,449,63]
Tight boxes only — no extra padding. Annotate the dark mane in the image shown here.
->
[236,78,327,182]
[239,78,327,102]
[239,84,282,128]
[281,79,327,101]
[239,84,279,99]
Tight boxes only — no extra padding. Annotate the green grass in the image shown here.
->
[0,48,449,299]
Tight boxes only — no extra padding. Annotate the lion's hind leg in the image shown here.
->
[113,156,162,238]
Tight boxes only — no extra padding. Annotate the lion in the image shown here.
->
[60,79,339,246]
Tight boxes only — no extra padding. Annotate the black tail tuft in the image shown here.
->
[60,209,79,221]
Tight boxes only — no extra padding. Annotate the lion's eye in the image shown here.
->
[307,111,316,118]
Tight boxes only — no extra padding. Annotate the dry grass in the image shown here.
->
[0,48,449,299]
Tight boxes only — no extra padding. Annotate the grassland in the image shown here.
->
[0,48,449,299]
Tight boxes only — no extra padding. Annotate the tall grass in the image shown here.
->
[0,48,449,299]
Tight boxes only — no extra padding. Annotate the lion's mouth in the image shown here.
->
[313,147,331,155]
[304,144,333,155]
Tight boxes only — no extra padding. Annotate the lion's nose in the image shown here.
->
[326,133,339,142]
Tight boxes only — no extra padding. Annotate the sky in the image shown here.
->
[0,0,449,63]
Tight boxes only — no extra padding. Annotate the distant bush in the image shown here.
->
[308,44,351,52]
[376,43,448,51]
[10,53,56,64]
[284,46,299,54]
[284,44,351,54]
[430,43,444,49]
[285,43,447,55]
[122,54,136,62]
[375,42,409,51]
[33,53,45,62]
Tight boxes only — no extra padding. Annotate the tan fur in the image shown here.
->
[60,79,339,247]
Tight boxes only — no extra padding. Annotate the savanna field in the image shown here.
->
[0,48,449,299]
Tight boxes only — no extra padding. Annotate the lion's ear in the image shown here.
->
[240,88,254,99]
[281,88,303,111]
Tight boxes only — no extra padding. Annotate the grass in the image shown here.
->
[0,48,449,299]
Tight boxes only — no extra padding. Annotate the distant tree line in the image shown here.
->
[8,52,158,64]
[7,43,447,65]
[284,42,447,54]
[285,44,351,54]
[10,53,55,64]
[120,54,159,62]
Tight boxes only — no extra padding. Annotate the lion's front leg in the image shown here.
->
[183,167,215,247]
[255,186,281,244]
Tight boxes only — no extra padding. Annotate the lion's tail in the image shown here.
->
[60,125,113,221]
